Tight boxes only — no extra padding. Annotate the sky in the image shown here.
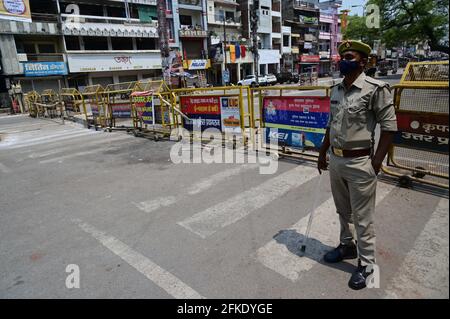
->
[339,0,366,16]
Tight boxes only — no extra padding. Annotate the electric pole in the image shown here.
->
[250,0,260,79]
[157,0,170,83]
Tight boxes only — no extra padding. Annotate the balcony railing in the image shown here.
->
[213,14,241,24]
[179,0,202,6]
[31,13,59,23]
[61,14,158,27]
[304,34,318,42]
[294,0,319,11]
[25,53,65,62]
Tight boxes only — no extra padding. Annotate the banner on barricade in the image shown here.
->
[132,92,154,125]
[394,112,449,154]
[109,100,132,118]
[220,96,241,134]
[63,99,76,113]
[263,96,330,149]
[181,96,222,132]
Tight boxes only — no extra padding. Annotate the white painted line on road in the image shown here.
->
[39,140,137,164]
[3,131,97,149]
[384,198,449,299]
[133,196,178,213]
[187,164,258,195]
[134,165,259,214]
[16,132,131,155]
[256,182,395,282]
[0,162,11,173]
[29,134,131,159]
[1,126,79,141]
[178,166,318,238]
[74,219,205,299]
[40,148,105,164]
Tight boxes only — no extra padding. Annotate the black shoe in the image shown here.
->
[348,262,375,290]
[323,243,358,263]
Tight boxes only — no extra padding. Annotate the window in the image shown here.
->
[179,15,192,26]
[83,37,108,50]
[111,37,133,50]
[78,4,103,16]
[136,38,158,50]
[216,9,224,21]
[107,6,126,18]
[65,36,80,50]
[20,43,36,54]
[283,35,289,47]
[38,43,56,53]
[225,11,235,22]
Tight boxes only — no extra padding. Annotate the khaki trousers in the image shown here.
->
[329,153,377,266]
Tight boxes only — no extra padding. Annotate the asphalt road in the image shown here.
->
[0,114,448,299]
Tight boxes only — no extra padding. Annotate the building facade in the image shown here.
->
[282,0,321,74]
[318,0,342,77]
[240,0,284,77]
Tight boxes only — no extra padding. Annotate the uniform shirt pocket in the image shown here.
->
[345,98,369,126]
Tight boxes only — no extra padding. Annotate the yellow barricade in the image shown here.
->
[60,88,89,127]
[82,85,107,130]
[130,80,173,140]
[170,85,253,147]
[104,81,137,131]
[382,61,449,189]
[39,89,62,119]
[24,91,41,118]
[250,85,331,161]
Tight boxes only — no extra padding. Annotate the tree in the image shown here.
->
[343,15,379,45]
[345,0,449,54]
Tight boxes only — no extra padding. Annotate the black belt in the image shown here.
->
[332,147,371,158]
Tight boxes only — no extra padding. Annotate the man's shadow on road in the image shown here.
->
[273,229,356,274]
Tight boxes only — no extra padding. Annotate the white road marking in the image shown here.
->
[384,198,449,299]
[39,140,136,164]
[133,165,259,214]
[29,134,131,159]
[133,196,178,213]
[0,162,11,173]
[256,182,395,282]
[188,164,257,195]
[2,131,97,149]
[16,132,128,155]
[178,166,318,238]
[40,149,105,164]
[75,219,204,299]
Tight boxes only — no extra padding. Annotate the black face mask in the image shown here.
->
[339,59,360,75]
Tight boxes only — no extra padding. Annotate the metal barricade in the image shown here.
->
[82,85,107,130]
[130,80,174,140]
[59,88,88,127]
[39,89,62,119]
[104,81,137,132]
[171,85,253,148]
[382,61,449,188]
[251,85,331,161]
[25,91,41,118]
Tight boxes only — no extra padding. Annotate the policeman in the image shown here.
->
[317,40,398,290]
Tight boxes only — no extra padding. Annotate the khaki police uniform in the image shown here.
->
[327,72,398,266]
